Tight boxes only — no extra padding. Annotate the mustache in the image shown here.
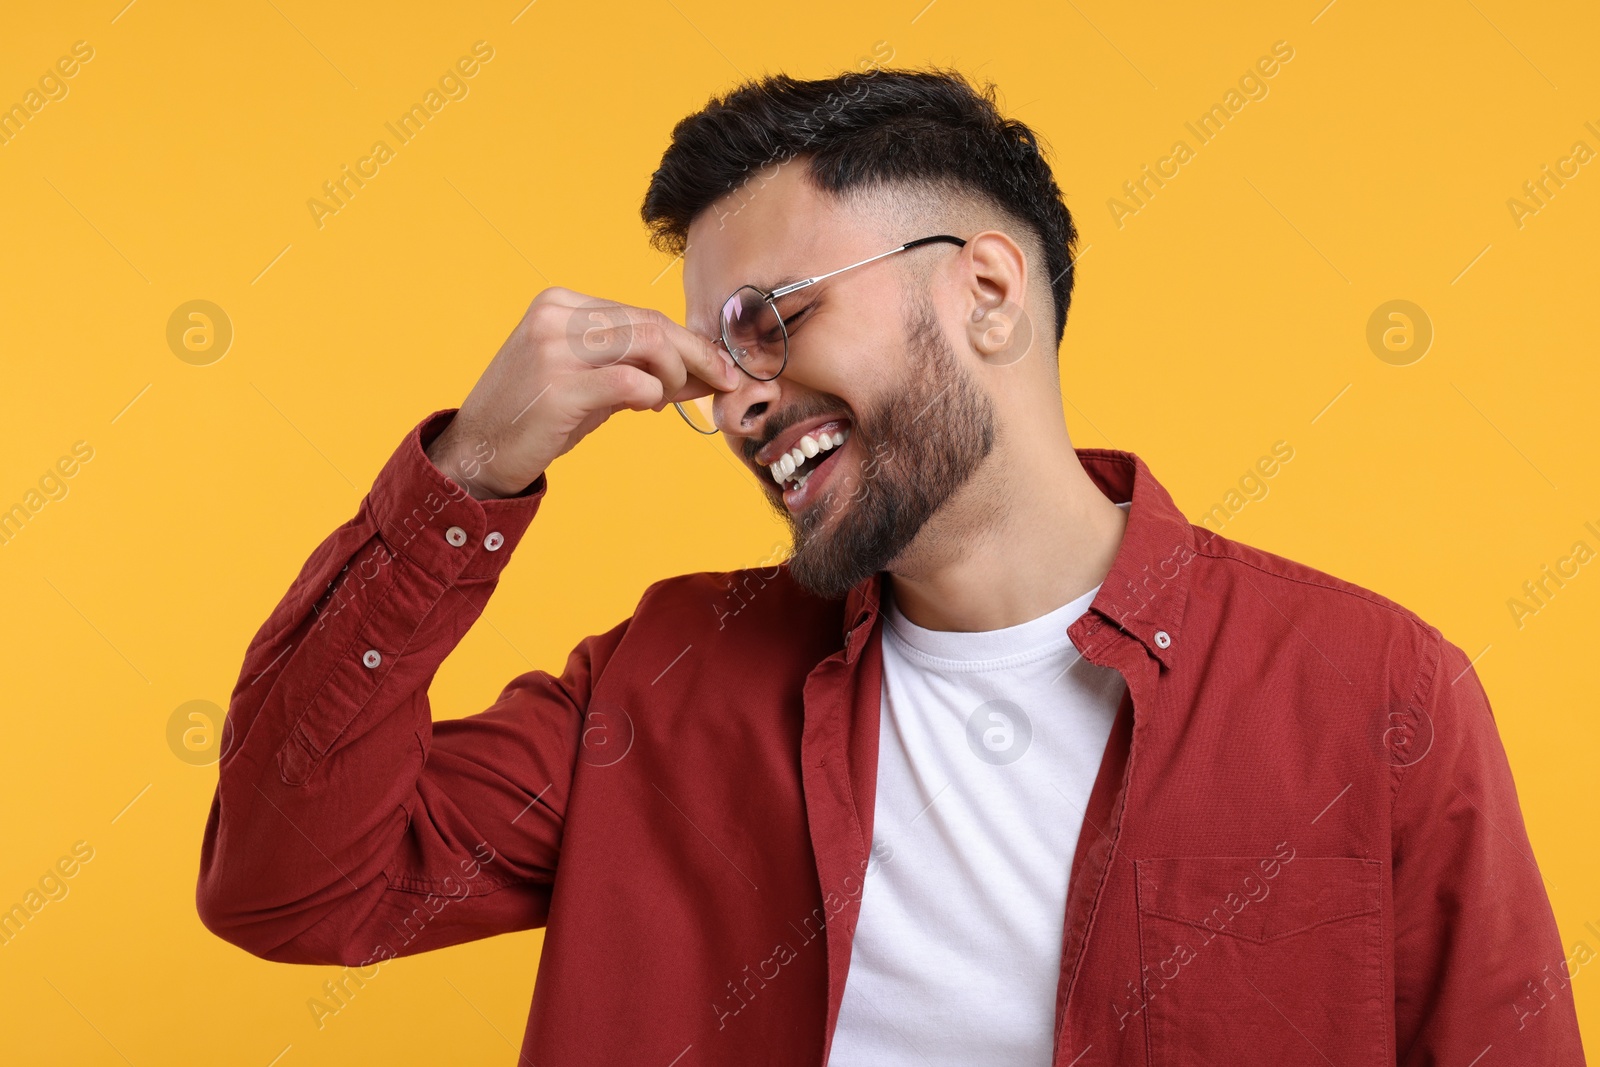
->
[741,395,854,463]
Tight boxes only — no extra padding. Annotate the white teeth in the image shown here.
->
[765,425,852,486]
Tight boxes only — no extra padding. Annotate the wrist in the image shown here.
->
[424,413,545,500]
[424,423,502,500]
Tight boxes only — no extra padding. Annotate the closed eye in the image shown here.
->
[757,308,808,346]
[774,302,813,337]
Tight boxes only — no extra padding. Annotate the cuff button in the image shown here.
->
[445,526,468,547]
[484,531,505,552]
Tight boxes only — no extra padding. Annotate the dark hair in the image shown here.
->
[640,67,1079,348]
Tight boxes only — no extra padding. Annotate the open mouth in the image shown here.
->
[770,425,849,486]
[760,420,853,511]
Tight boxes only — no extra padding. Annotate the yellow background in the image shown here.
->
[2,0,1596,1061]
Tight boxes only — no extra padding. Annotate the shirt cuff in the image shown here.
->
[368,408,547,583]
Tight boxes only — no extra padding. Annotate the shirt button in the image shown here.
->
[361,649,382,668]
[1154,630,1172,649]
[484,531,504,552]
[445,526,468,547]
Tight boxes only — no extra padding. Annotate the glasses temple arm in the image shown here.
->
[767,234,966,299]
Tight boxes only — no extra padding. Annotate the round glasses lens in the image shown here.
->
[719,285,787,380]
[675,396,719,434]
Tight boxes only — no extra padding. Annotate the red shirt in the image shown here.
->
[197,408,1586,1065]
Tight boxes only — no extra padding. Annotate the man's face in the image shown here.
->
[683,165,996,599]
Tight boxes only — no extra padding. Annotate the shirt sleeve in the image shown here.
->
[195,408,626,968]
[1390,629,1586,1063]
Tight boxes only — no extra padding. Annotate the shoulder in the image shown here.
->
[1177,526,1494,793]
[1185,524,1449,684]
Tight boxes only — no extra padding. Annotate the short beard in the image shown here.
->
[781,296,996,600]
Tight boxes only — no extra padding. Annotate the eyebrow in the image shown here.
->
[752,273,805,293]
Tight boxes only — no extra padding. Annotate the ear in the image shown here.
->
[961,229,1035,368]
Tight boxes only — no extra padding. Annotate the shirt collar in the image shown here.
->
[840,448,1195,669]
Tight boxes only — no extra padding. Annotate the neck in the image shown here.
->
[884,412,1127,633]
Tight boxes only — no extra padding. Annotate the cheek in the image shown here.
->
[817,327,906,408]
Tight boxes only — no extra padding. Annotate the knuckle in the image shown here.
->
[522,300,565,337]
[616,363,660,397]
[533,285,577,304]
[572,306,637,367]
[600,363,640,392]
[629,319,663,352]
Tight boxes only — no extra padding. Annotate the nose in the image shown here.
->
[715,369,782,450]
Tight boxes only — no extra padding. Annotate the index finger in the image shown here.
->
[659,310,739,394]
[573,302,739,394]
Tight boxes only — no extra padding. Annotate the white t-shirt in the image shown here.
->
[828,502,1131,1065]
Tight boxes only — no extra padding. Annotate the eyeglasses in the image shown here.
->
[674,234,967,434]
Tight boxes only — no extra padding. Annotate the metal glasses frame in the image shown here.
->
[674,233,968,434]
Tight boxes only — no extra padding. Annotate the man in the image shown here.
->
[196,68,1585,1064]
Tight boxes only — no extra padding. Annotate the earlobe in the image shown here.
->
[971,299,1035,368]
[981,318,1012,351]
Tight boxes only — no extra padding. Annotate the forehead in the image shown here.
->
[682,163,860,336]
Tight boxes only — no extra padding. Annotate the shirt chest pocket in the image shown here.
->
[1133,854,1386,1067]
